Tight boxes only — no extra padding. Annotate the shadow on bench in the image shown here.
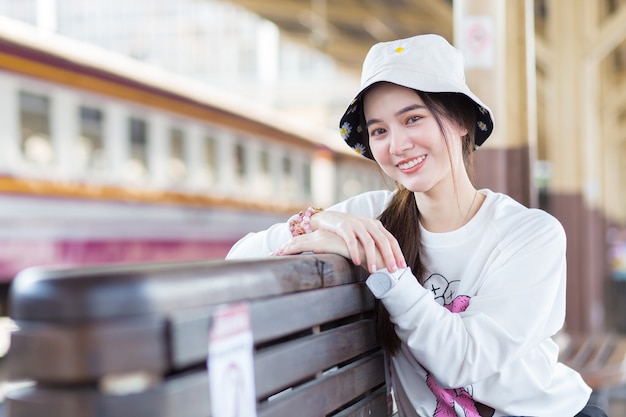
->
[4,254,391,417]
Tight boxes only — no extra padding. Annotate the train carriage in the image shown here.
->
[0,16,386,290]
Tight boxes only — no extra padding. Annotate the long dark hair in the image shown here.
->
[371,90,478,354]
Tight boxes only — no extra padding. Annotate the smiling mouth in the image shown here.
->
[398,155,426,170]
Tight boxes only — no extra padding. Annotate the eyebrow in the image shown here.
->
[366,104,427,127]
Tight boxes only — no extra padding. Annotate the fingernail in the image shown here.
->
[388,264,397,272]
[370,264,377,273]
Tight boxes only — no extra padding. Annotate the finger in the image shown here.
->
[275,236,307,256]
[331,222,368,267]
[365,219,406,270]
[380,227,407,269]
[356,230,381,273]
[352,219,400,273]
[274,231,352,260]
[334,219,383,272]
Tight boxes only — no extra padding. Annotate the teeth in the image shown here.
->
[398,156,425,170]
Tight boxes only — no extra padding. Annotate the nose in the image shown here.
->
[388,129,413,155]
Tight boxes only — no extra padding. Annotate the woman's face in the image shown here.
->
[363,83,466,194]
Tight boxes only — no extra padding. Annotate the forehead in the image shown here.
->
[363,82,424,113]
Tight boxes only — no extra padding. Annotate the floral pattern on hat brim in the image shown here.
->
[339,95,371,158]
[339,95,494,160]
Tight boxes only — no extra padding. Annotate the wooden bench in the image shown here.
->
[4,254,391,417]
[557,330,626,407]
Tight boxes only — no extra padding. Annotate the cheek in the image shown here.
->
[368,139,387,161]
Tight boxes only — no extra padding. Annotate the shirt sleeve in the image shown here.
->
[225,189,396,260]
[377,210,568,389]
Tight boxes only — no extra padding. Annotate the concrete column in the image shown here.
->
[454,0,537,207]
[541,0,606,333]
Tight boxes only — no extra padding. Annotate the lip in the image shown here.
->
[396,155,426,173]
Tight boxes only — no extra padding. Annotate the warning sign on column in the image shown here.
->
[459,16,494,69]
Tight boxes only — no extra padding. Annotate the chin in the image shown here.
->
[398,182,429,193]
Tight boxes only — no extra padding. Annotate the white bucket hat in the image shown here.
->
[339,34,494,160]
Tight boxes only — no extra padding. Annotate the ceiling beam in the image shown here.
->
[584,1,626,63]
[223,0,453,73]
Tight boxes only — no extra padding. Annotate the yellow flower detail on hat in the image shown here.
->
[353,143,367,155]
[340,122,352,140]
[477,121,487,131]
[390,42,409,56]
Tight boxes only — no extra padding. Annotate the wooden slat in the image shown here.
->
[559,332,626,390]
[5,370,210,417]
[605,336,626,368]
[9,255,336,321]
[254,320,379,399]
[8,317,165,382]
[256,354,385,417]
[6,350,386,417]
[332,386,388,417]
[319,257,368,287]
[250,284,373,343]
[584,335,613,369]
[168,283,375,369]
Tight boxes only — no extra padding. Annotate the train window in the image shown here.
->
[234,142,246,183]
[19,91,53,165]
[282,155,294,195]
[169,127,187,182]
[282,156,291,176]
[260,149,270,174]
[302,160,312,197]
[203,135,219,184]
[259,148,271,194]
[78,106,105,170]
[127,117,149,181]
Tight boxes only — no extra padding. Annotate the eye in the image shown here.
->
[407,115,421,124]
[369,127,386,137]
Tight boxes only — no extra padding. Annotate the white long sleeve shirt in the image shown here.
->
[226,189,591,417]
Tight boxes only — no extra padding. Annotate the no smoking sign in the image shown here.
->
[460,16,494,69]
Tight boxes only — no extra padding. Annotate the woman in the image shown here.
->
[227,34,603,417]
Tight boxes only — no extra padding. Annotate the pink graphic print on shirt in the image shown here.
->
[426,288,480,417]
[426,374,480,417]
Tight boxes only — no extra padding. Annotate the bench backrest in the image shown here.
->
[5,254,388,417]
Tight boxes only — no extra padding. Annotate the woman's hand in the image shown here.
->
[277,211,406,273]
[274,229,389,273]
[312,211,406,273]
[273,229,351,259]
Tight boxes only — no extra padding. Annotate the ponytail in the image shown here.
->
[376,185,424,354]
